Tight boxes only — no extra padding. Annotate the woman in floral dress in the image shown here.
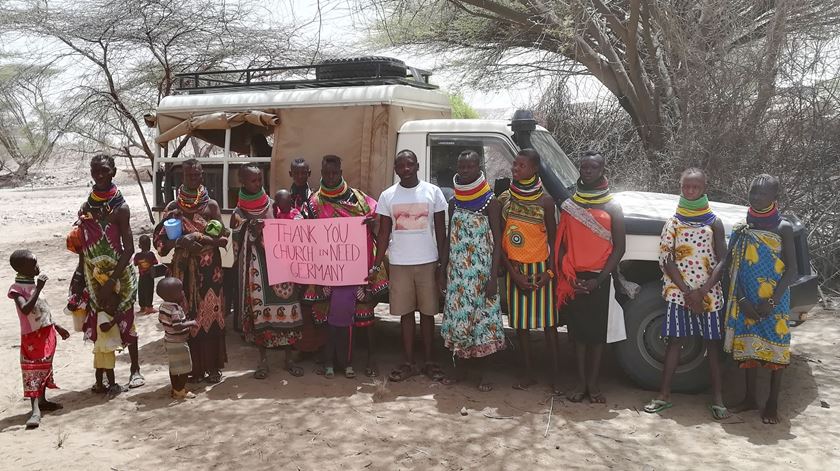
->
[440,150,506,391]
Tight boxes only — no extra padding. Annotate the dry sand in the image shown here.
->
[0,159,839,470]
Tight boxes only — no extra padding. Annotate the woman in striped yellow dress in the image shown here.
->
[499,149,559,393]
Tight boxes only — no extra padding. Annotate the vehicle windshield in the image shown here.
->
[530,131,578,188]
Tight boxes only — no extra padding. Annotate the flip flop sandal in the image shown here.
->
[171,388,197,400]
[128,372,146,389]
[345,367,356,379]
[254,362,269,380]
[206,372,223,384]
[365,366,379,378]
[286,364,305,377]
[422,363,446,382]
[643,399,673,414]
[441,377,459,386]
[324,367,335,379]
[709,404,731,420]
[107,384,124,399]
[513,379,537,391]
[388,363,418,382]
[477,382,493,392]
[566,391,587,403]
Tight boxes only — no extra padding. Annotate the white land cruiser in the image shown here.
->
[148,57,819,392]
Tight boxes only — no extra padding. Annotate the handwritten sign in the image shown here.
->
[262,217,368,286]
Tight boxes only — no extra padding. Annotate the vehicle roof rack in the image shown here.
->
[173,58,438,94]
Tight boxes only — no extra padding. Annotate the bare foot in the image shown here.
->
[730,398,759,413]
[512,377,537,390]
[762,400,780,424]
[25,411,41,429]
[588,390,607,404]
[566,386,587,403]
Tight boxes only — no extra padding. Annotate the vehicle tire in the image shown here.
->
[316,56,407,81]
[615,281,712,393]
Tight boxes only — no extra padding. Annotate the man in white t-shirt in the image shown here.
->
[370,149,448,382]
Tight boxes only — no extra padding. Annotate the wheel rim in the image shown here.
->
[638,309,707,373]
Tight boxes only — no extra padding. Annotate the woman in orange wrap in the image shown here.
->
[555,151,625,404]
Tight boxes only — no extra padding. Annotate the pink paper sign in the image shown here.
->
[262,216,368,286]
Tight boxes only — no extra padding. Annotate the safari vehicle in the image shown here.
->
[147,57,819,392]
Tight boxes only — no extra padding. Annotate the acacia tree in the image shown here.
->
[366,0,840,153]
[0,63,86,178]
[1,0,316,160]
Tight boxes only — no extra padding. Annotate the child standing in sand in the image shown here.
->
[8,250,71,428]
[157,277,197,399]
[91,293,125,398]
[134,235,159,315]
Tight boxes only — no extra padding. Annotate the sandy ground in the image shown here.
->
[1,161,839,470]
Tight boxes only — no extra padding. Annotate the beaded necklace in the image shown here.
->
[509,175,544,202]
[747,201,782,230]
[237,188,270,216]
[320,178,352,202]
[454,172,493,212]
[177,185,209,213]
[675,194,716,226]
[15,274,34,284]
[86,183,125,215]
[572,176,613,205]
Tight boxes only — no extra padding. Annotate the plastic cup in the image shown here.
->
[164,218,182,240]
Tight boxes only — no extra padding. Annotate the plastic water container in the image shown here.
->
[163,218,182,240]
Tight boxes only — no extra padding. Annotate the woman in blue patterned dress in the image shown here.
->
[724,174,798,425]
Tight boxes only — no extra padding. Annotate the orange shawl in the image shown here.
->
[555,200,613,307]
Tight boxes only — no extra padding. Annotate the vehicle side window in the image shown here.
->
[428,134,515,198]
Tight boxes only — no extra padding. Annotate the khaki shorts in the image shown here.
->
[389,262,439,316]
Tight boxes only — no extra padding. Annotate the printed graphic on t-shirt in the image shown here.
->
[393,203,430,231]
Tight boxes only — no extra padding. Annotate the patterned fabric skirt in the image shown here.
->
[442,209,506,358]
[505,260,557,329]
[241,244,303,349]
[20,326,57,398]
[165,341,193,376]
[661,302,723,341]
[727,309,791,368]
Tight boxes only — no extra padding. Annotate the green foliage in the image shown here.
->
[449,93,479,119]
